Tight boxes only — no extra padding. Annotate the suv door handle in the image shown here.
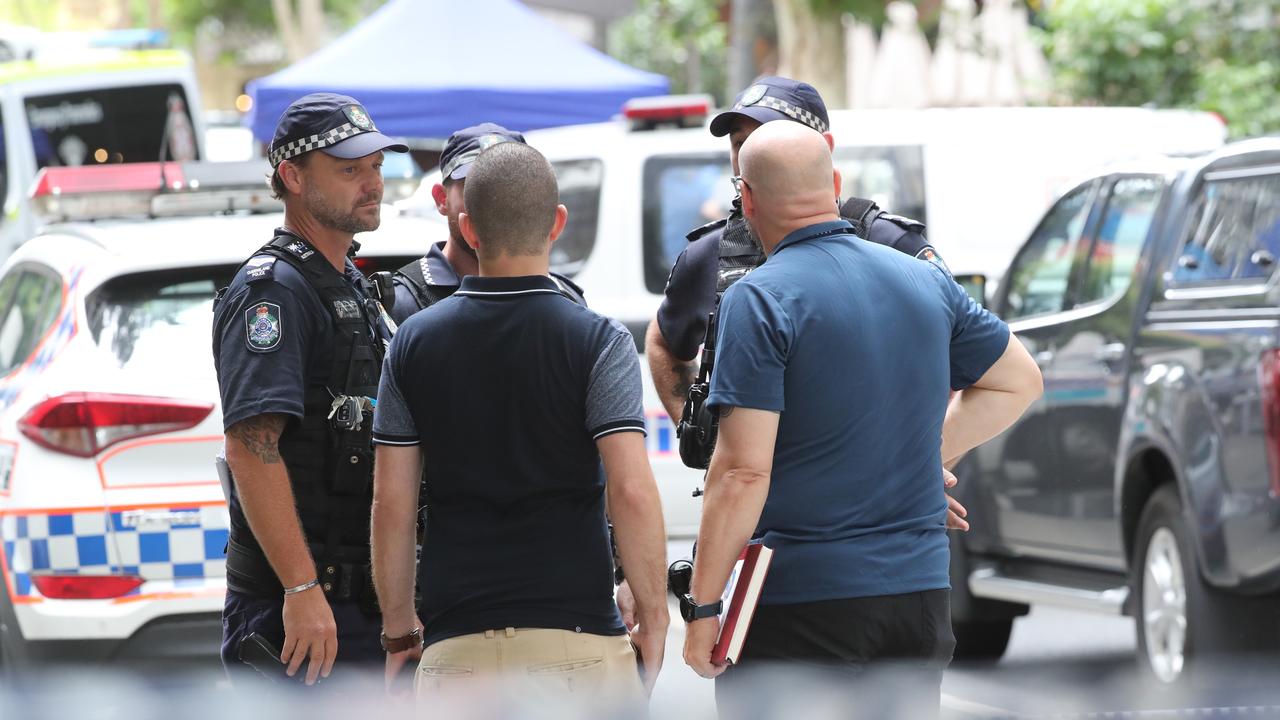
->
[1034,350,1055,367]
[1095,343,1126,363]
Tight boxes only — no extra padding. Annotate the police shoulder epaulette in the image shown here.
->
[244,256,278,283]
[878,213,926,234]
[686,217,727,243]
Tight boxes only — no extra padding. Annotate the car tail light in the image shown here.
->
[31,573,144,600]
[1258,350,1280,498]
[18,393,214,458]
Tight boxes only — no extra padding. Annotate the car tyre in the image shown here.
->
[951,618,1013,662]
[1133,484,1279,684]
[948,530,1022,662]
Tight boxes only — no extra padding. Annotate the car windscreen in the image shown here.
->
[25,83,199,168]
[641,145,927,294]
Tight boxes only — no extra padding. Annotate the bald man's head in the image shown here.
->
[737,121,840,253]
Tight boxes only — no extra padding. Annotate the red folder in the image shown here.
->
[712,542,774,666]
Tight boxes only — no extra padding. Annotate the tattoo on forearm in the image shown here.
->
[672,362,697,400]
[227,415,286,464]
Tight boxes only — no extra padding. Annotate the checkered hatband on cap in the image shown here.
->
[743,96,829,134]
[269,122,365,167]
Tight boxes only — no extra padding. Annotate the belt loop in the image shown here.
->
[484,629,495,640]
[505,627,516,638]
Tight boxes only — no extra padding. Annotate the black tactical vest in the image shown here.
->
[222,231,384,601]
[391,256,588,313]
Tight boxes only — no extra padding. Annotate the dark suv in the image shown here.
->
[951,139,1280,683]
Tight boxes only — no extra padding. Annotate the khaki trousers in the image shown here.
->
[415,627,645,707]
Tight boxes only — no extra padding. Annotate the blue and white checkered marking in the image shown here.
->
[1,506,228,598]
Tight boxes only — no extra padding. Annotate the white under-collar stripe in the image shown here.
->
[455,288,565,297]
[592,425,647,440]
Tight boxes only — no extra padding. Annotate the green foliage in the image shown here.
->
[1043,0,1280,136]
[608,0,729,103]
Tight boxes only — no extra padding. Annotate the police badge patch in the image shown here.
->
[344,105,374,131]
[916,246,953,277]
[739,84,768,108]
[245,302,282,352]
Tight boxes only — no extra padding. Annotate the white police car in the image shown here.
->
[0,161,425,667]
[398,96,1228,538]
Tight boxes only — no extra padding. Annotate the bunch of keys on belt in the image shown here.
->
[328,394,374,431]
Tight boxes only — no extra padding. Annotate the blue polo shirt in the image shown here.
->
[707,220,1009,605]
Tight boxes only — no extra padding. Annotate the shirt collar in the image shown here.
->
[456,274,567,298]
[773,219,855,254]
[422,241,462,289]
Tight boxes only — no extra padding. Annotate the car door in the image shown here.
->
[1038,175,1166,566]
[967,179,1101,554]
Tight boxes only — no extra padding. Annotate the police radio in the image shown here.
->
[676,309,720,470]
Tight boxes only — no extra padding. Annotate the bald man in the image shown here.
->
[681,122,1041,713]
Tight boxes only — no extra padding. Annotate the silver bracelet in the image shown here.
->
[283,578,319,596]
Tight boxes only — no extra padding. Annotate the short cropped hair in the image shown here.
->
[463,142,559,258]
[269,151,312,200]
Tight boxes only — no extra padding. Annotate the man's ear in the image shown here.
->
[740,182,757,223]
[822,131,835,152]
[280,160,305,196]
[459,211,481,254]
[833,167,843,202]
[547,204,568,247]
[431,183,448,216]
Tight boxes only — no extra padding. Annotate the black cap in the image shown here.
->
[708,76,830,137]
[269,92,408,168]
[439,123,526,182]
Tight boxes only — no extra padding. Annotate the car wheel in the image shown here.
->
[948,529,1023,662]
[1132,484,1280,684]
[951,618,1014,661]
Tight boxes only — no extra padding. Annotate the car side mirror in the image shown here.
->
[953,273,988,308]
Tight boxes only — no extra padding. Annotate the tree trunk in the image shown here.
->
[299,0,325,55]
[271,0,306,62]
[773,0,848,108]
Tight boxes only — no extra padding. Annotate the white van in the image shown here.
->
[0,47,206,258]
[398,100,1227,537]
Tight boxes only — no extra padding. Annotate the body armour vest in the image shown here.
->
[220,231,384,596]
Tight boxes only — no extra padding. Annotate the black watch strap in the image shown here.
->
[680,593,723,622]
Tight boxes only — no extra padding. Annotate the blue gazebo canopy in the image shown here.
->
[246,0,669,140]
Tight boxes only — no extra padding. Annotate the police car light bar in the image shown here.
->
[623,94,713,130]
[30,160,280,223]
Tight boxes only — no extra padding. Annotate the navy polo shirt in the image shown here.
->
[707,220,1009,605]
[372,274,645,647]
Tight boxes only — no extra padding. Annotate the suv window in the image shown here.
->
[87,266,226,369]
[642,153,734,294]
[1075,176,1163,307]
[0,267,62,376]
[550,159,603,278]
[641,145,929,294]
[834,145,927,226]
[1002,180,1097,320]
[1171,172,1280,285]
[26,84,197,168]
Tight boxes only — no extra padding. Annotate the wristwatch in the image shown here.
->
[679,593,723,623]
[380,627,423,653]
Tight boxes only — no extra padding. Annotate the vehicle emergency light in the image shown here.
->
[622,94,713,131]
[19,393,214,458]
[29,160,280,223]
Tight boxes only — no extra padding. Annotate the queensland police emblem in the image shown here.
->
[345,105,373,131]
[245,302,282,352]
[739,84,768,108]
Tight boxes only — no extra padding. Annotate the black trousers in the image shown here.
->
[714,589,955,719]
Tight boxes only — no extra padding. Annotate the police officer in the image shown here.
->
[380,123,584,325]
[212,92,406,685]
[646,76,967,529]
[646,75,947,427]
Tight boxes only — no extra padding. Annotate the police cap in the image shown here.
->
[439,123,527,182]
[708,76,830,137]
[269,92,408,168]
